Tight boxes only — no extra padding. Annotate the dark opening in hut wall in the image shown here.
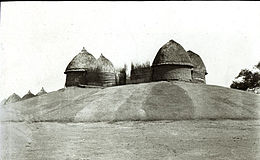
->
[117,71,126,85]
[152,65,192,82]
[191,70,206,83]
[130,67,152,84]
[65,72,87,87]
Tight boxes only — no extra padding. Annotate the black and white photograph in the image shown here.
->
[0,1,260,160]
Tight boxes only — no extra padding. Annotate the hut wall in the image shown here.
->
[130,67,152,84]
[84,72,100,86]
[66,71,116,87]
[152,65,192,82]
[65,71,100,87]
[98,72,116,87]
[191,70,206,83]
[65,72,87,87]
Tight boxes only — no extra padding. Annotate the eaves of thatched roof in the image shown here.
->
[65,47,97,73]
[152,40,193,67]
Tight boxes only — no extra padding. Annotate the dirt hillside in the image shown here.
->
[1,81,260,122]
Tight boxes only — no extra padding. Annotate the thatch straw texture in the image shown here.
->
[96,54,115,73]
[187,50,207,83]
[36,87,47,96]
[5,93,21,105]
[187,50,207,74]
[21,90,36,100]
[97,72,116,87]
[152,40,193,67]
[65,47,97,73]
[152,65,192,82]
[65,49,116,87]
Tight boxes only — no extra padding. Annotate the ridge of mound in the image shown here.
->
[0,82,259,122]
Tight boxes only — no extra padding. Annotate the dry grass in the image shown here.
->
[1,82,260,122]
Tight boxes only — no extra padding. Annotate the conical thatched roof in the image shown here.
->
[65,47,97,73]
[1,98,7,105]
[96,54,115,73]
[187,50,207,74]
[36,87,47,96]
[152,40,193,67]
[5,93,21,104]
[21,90,36,100]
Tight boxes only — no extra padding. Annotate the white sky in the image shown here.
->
[0,1,260,100]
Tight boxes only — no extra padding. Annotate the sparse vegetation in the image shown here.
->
[131,61,151,70]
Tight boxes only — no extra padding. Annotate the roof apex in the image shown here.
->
[81,47,87,52]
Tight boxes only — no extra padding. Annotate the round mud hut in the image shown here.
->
[21,90,36,100]
[187,50,208,83]
[4,93,21,105]
[96,54,116,87]
[64,47,97,87]
[152,40,194,82]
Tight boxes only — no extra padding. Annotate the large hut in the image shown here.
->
[187,50,207,83]
[64,47,116,87]
[152,40,194,82]
[64,47,98,87]
[95,54,116,87]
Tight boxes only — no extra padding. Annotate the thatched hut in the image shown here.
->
[95,54,116,87]
[187,50,207,83]
[65,48,117,87]
[152,40,194,82]
[21,90,36,100]
[4,93,21,105]
[1,99,7,105]
[36,87,47,96]
[64,47,97,87]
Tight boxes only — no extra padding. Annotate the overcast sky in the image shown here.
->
[1,1,260,100]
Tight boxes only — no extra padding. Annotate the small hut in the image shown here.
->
[36,87,47,96]
[1,99,7,105]
[95,54,116,87]
[152,40,194,82]
[21,90,36,100]
[64,47,97,87]
[4,93,21,105]
[187,50,207,83]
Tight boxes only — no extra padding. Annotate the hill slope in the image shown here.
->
[1,81,260,122]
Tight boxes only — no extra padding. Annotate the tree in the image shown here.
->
[255,61,260,70]
[230,67,260,91]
